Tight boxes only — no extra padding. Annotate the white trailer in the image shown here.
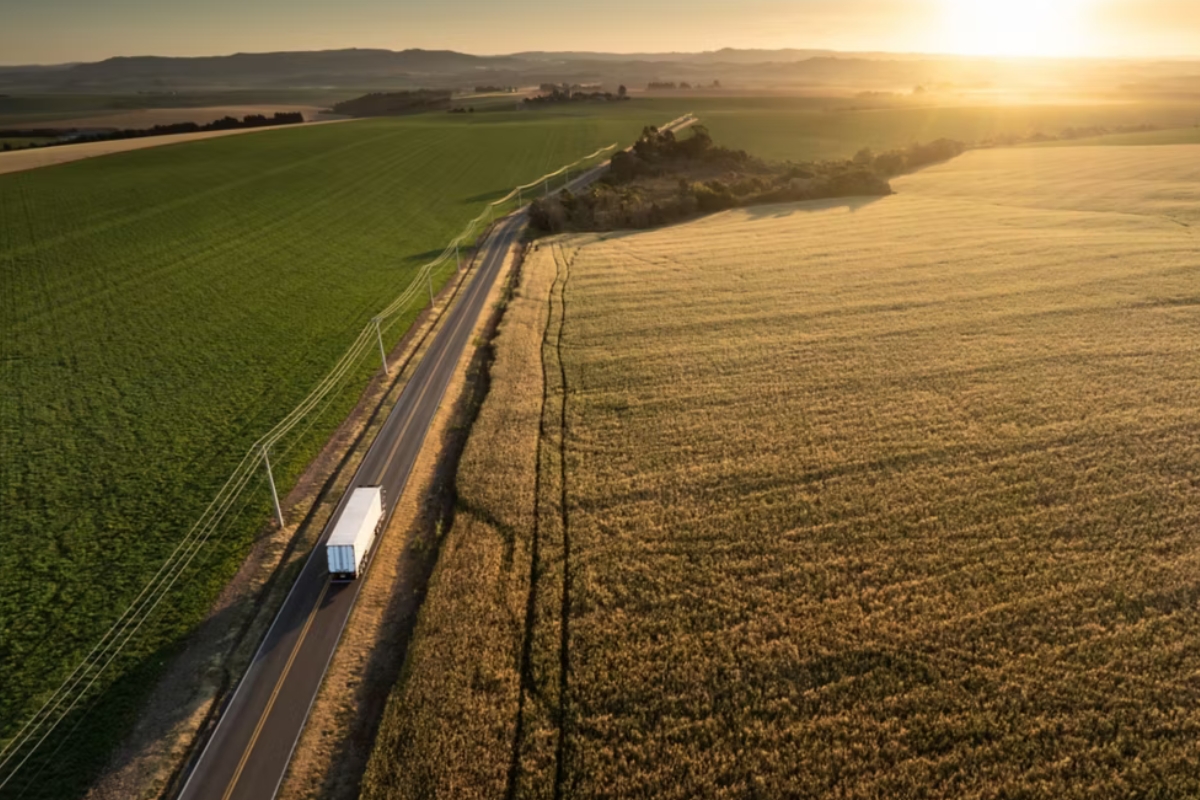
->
[325,486,384,581]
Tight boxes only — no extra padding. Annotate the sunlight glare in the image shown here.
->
[940,0,1091,57]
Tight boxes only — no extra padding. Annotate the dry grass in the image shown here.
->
[0,118,347,175]
[360,237,560,800]
[278,231,526,800]
[14,105,329,131]
[365,143,1200,798]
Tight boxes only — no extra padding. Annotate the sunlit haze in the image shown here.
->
[937,0,1090,56]
[2,0,1200,63]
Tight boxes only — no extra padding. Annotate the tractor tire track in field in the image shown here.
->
[552,243,574,800]
[505,240,576,800]
[503,243,556,800]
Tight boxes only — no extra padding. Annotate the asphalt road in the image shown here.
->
[177,212,524,800]
[176,116,693,800]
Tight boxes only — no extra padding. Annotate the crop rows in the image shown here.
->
[613,96,1200,162]
[365,143,1200,797]
[0,111,647,798]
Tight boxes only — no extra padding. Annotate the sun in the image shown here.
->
[939,0,1092,57]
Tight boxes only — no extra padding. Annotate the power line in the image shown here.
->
[0,138,639,790]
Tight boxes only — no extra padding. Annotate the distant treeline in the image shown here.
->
[538,82,603,93]
[473,85,516,93]
[531,125,967,233]
[525,84,630,106]
[0,127,70,139]
[332,90,452,117]
[647,80,721,90]
[1,112,305,152]
[982,123,1160,147]
[852,139,967,176]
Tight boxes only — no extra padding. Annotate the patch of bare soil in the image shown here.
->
[275,233,527,800]
[0,118,350,176]
[85,237,495,800]
[17,105,331,131]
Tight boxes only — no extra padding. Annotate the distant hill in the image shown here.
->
[48,49,523,90]
[510,48,839,64]
[332,89,453,116]
[1,47,1198,98]
[0,47,851,93]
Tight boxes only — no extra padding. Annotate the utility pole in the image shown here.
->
[374,317,390,374]
[263,446,284,528]
[428,272,435,305]
[455,242,461,270]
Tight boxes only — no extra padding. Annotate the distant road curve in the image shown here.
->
[0,118,352,177]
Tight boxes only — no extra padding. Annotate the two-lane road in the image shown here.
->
[178,212,525,800]
[178,115,695,800]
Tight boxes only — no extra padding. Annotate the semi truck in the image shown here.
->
[325,486,384,581]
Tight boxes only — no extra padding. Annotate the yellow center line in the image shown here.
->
[225,223,509,797]
[373,356,441,485]
[221,579,331,800]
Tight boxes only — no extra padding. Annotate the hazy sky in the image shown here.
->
[3,0,1200,64]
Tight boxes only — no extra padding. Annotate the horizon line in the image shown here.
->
[5,44,1200,70]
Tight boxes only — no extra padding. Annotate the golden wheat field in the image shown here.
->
[363,144,1200,799]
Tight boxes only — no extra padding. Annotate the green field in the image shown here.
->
[0,107,658,798]
[625,97,1200,161]
[6,91,1200,797]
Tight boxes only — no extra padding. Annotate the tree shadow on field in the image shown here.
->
[402,247,450,264]
[463,187,513,204]
[742,194,888,220]
[577,194,892,247]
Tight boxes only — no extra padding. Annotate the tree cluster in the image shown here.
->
[332,90,452,117]
[530,124,902,233]
[2,112,305,152]
[853,138,968,177]
[647,80,721,90]
[0,127,70,139]
[537,82,603,93]
[524,84,630,105]
[980,123,1160,148]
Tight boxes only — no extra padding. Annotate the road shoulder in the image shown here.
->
[86,242,489,800]
[276,223,529,800]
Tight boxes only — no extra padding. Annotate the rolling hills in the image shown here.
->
[4,46,1200,100]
